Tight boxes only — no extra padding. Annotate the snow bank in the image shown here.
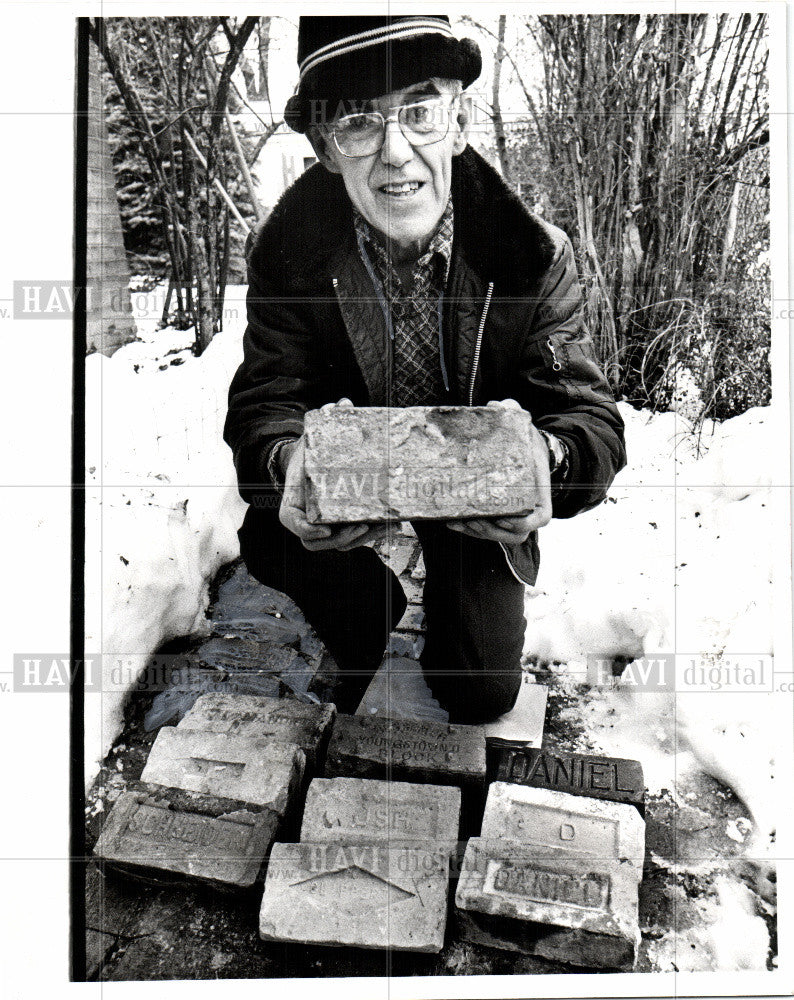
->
[84,291,247,784]
[528,402,781,844]
[526,403,773,667]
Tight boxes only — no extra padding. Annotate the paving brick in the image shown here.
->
[326,714,487,802]
[300,777,461,849]
[140,728,304,816]
[455,839,640,970]
[376,539,415,577]
[259,841,450,952]
[480,783,645,875]
[397,605,426,632]
[303,404,545,523]
[93,782,280,890]
[177,693,335,771]
[496,746,645,813]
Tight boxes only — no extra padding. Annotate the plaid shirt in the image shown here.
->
[354,198,454,406]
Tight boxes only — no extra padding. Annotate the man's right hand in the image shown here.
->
[278,430,390,552]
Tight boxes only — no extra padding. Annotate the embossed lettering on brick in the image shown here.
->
[141,727,304,815]
[300,777,460,848]
[178,693,335,771]
[325,714,487,795]
[455,838,640,970]
[480,782,645,874]
[93,784,280,889]
[495,746,644,811]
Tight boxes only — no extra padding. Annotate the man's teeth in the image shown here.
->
[381,182,421,193]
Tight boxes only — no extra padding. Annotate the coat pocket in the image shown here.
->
[544,331,609,400]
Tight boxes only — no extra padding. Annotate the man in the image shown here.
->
[224,15,626,721]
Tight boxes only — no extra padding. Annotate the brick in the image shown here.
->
[178,693,335,772]
[480,783,645,875]
[455,839,640,970]
[259,841,450,952]
[140,728,304,816]
[496,747,645,813]
[93,782,280,890]
[300,777,460,849]
[325,714,486,799]
[303,404,545,523]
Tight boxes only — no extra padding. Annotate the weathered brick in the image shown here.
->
[480,783,645,875]
[177,693,335,772]
[455,839,640,970]
[140,727,304,816]
[93,782,279,890]
[325,714,486,799]
[300,777,460,849]
[259,841,450,952]
[303,404,545,523]
[495,746,645,813]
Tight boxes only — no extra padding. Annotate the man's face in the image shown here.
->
[317,80,470,256]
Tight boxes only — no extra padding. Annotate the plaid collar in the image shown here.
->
[353,196,454,290]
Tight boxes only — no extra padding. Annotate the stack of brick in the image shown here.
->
[94,694,335,891]
[455,745,646,971]
[259,777,461,953]
[257,712,488,952]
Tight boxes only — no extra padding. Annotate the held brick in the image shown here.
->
[300,777,461,849]
[177,693,335,772]
[259,841,450,952]
[455,838,640,970]
[325,714,487,797]
[140,727,305,817]
[495,746,645,813]
[303,404,545,523]
[480,783,645,875]
[93,782,280,891]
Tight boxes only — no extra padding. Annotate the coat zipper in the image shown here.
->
[467,282,494,406]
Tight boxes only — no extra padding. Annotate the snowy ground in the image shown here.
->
[85,297,787,926]
[84,286,249,781]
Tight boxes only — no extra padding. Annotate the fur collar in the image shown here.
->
[253,146,557,295]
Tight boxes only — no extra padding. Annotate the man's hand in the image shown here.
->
[278,400,391,552]
[446,399,552,544]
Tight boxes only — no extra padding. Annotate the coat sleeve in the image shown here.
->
[222,227,322,503]
[519,231,627,518]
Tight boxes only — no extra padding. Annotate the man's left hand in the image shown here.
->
[446,399,553,544]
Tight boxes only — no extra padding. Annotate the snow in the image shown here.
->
[84,287,248,785]
[526,401,782,841]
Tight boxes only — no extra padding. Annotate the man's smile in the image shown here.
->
[376,180,426,200]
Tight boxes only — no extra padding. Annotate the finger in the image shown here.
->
[335,527,388,551]
[337,397,353,407]
[282,510,332,540]
[447,520,492,540]
[495,514,533,528]
[330,523,370,548]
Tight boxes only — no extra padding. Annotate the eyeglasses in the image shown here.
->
[329,95,457,158]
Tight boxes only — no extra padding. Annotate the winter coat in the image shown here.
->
[224,146,626,585]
